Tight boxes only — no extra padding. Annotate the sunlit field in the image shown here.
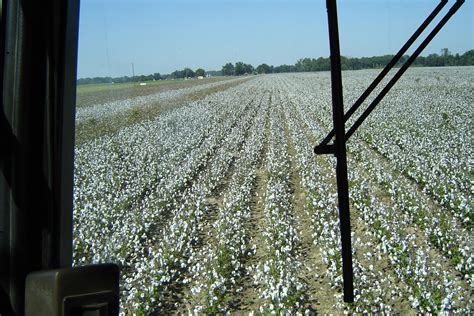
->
[73,67,473,314]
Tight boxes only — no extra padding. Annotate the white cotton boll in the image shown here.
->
[263,264,270,274]
[74,72,472,312]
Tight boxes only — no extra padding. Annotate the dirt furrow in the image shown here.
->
[234,94,271,312]
[354,140,470,229]
[284,95,409,312]
[290,94,470,272]
[143,98,258,242]
[282,103,337,313]
[289,95,469,311]
[163,93,266,312]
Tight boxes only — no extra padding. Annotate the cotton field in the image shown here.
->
[73,67,473,314]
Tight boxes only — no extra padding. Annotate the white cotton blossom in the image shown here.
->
[73,68,473,314]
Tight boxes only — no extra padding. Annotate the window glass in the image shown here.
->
[74,0,473,313]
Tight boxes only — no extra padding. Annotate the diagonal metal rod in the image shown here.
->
[326,0,354,303]
[345,0,465,142]
[316,0,448,151]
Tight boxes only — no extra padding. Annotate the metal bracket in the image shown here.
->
[314,143,335,155]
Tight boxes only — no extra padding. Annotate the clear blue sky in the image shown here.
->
[77,0,473,78]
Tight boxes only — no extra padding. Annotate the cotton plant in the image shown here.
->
[73,69,472,314]
[76,77,247,123]
[74,78,266,311]
[284,94,394,313]
[188,95,268,313]
[254,94,307,313]
[349,139,472,284]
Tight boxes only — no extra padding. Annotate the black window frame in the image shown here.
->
[0,0,80,314]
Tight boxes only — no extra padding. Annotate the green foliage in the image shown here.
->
[221,62,235,76]
[215,48,474,78]
[184,68,195,78]
[195,68,205,77]
[127,107,144,124]
[234,62,254,75]
[234,62,244,75]
[171,67,195,79]
[256,63,272,74]
[77,49,473,84]
[214,244,233,279]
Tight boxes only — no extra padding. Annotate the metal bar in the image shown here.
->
[0,0,80,312]
[326,0,354,303]
[345,0,465,142]
[55,0,80,268]
[315,0,448,152]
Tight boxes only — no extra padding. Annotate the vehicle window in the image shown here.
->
[73,0,473,313]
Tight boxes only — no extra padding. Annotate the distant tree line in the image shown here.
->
[287,49,474,73]
[77,67,208,85]
[77,72,163,85]
[77,49,473,85]
[232,49,473,75]
[222,62,255,76]
[169,67,206,79]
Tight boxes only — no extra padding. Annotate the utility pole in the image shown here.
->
[131,62,135,78]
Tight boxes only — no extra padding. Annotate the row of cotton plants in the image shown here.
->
[282,90,343,297]
[123,83,267,312]
[354,71,472,226]
[282,85,394,313]
[76,76,247,122]
[74,79,267,312]
[286,71,468,312]
[349,139,472,283]
[348,173,469,313]
[187,92,269,313]
[290,68,472,226]
[123,84,264,313]
[74,83,256,267]
[284,71,472,312]
[253,89,307,313]
[291,72,471,312]
[73,69,472,313]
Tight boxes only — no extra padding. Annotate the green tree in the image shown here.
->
[256,63,272,74]
[425,53,444,67]
[460,50,474,65]
[273,64,295,73]
[138,75,149,82]
[234,62,254,75]
[195,68,205,77]
[171,70,184,79]
[222,63,235,76]
[183,68,195,78]
[153,72,162,80]
[295,58,314,72]
[243,63,254,74]
[441,48,451,57]
[235,62,245,75]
